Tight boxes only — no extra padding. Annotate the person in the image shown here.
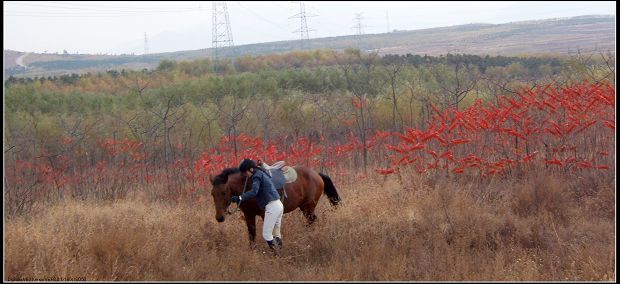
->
[231,158,284,253]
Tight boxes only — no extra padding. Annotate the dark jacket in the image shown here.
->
[240,169,280,210]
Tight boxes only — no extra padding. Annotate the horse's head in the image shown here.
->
[209,168,248,222]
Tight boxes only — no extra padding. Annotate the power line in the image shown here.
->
[46,1,202,11]
[6,2,201,13]
[4,9,205,17]
[5,2,205,17]
[271,1,292,12]
[5,11,204,18]
[233,2,290,34]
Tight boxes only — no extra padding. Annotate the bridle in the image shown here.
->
[225,174,250,215]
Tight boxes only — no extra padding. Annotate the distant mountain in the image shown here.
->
[4,15,615,78]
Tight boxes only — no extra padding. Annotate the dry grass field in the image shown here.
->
[4,172,615,281]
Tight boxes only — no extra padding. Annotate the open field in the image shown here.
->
[4,35,616,281]
[4,171,615,281]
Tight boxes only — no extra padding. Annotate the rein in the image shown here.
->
[226,174,250,215]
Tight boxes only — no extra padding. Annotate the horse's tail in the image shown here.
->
[319,172,341,206]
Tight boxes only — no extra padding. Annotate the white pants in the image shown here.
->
[263,199,284,242]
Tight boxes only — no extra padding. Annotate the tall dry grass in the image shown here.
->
[4,173,615,281]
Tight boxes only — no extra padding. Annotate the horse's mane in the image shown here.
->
[212,167,240,186]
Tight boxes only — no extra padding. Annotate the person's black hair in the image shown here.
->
[239,158,258,172]
[239,158,270,175]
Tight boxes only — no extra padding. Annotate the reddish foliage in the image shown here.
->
[376,168,396,175]
[383,82,615,177]
[5,82,614,203]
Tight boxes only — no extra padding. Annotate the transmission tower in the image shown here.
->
[289,1,316,49]
[212,1,234,71]
[143,32,149,55]
[352,13,367,48]
[386,11,390,33]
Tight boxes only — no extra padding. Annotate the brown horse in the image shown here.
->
[209,166,341,243]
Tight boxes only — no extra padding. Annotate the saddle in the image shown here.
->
[261,161,298,201]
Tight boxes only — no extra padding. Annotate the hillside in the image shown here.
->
[4,15,615,78]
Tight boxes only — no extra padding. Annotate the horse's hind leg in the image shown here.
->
[301,203,318,225]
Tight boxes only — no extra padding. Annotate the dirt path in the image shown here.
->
[16,52,30,68]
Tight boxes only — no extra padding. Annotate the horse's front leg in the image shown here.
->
[243,212,257,246]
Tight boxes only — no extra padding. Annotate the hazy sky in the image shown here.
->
[3,1,616,55]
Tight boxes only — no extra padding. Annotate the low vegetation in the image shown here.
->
[4,173,614,281]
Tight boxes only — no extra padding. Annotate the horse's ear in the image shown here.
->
[208,174,215,184]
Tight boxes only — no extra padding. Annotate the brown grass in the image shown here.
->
[4,174,615,281]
